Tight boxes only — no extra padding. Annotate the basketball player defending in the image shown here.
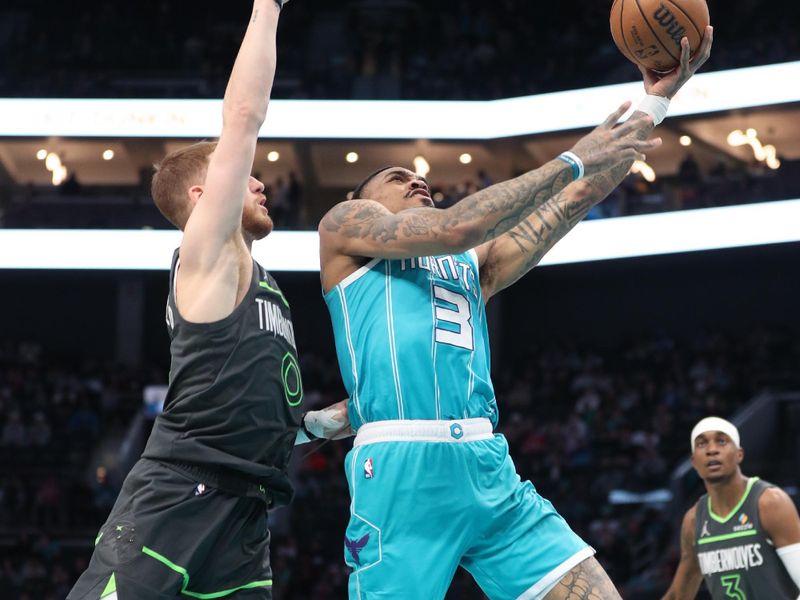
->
[319,31,713,600]
[661,416,800,599]
[67,2,348,598]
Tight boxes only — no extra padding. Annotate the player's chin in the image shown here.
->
[703,471,728,484]
[246,215,274,240]
[411,196,434,208]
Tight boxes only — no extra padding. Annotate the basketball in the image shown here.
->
[610,0,710,72]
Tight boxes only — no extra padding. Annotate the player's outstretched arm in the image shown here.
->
[476,28,714,300]
[181,0,281,275]
[319,103,658,261]
[661,507,703,600]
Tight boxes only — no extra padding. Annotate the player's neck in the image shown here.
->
[706,472,750,517]
[241,231,254,253]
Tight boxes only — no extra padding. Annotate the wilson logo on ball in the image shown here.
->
[653,4,687,47]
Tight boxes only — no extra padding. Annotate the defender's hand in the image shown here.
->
[304,400,353,440]
[570,103,662,176]
[641,26,714,99]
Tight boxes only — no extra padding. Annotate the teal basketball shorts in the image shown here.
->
[343,418,594,599]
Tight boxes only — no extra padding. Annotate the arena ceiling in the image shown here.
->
[0,104,797,193]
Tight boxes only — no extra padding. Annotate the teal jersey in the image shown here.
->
[324,250,497,430]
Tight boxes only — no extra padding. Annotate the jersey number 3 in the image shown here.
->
[720,574,746,600]
[434,286,473,351]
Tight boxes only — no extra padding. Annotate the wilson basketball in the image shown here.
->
[610,0,710,72]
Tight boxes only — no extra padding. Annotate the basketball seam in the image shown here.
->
[633,0,680,64]
[618,0,640,63]
[664,0,704,40]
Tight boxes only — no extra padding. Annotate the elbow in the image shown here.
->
[223,101,266,132]
[446,223,483,254]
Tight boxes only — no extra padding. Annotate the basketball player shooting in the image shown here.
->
[661,417,800,599]
[318,28,713,600]
[67,2,348,598]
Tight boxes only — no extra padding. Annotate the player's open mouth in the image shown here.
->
[706,460,721,468]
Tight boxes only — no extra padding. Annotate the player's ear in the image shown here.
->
[736,446,744,465]
[188,185,204,206]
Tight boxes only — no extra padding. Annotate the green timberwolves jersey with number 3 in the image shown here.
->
[694,477,799,600]
[324,250,497,430]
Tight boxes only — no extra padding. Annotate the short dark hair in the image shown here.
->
[352,166,394,200]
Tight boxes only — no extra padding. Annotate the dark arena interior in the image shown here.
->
[0,1,799,598]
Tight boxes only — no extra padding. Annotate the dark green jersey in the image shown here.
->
[142,250,304,506]
[694,477,799,600]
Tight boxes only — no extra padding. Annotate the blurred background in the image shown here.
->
[0,0,799,598]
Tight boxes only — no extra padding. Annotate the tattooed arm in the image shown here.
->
[320,103,658,264]
[320,159,574,260]
[476,111,653,300]
[476,29,714,301]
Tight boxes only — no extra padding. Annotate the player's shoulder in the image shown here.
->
[319,199,388,234]
[683,503,698,529]
[758,483,795,512]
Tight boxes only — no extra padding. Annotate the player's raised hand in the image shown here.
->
[569,102,662,176]
[641,25,713,99]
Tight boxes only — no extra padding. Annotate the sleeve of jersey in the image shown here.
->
[776,543,800,590]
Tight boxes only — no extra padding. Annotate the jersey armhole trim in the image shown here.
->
[468,248,479,276]
[169,253,261,332]
[331,258,382,294]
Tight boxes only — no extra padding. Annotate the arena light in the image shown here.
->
[679,135,692,147]
[630,160,656,182]
[36,149,47,160]
[44,152,67,185]
[728,129,781,170]
[459,153,473,165]
[102,149,115,160]
[346,152,359,163]
[267,151,280,162]
[0,62,798,140]
[1,200,798,271]
[413,155,430,178]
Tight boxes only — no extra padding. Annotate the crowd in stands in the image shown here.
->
[0,341,161,599]
[1,326,798,598]
[3,154,799,231]
[432,157,800,222]
[0,0,798,101]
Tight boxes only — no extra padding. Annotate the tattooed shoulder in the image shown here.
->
[321,200,401,243]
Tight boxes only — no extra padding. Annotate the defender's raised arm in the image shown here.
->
[181,1,281,267]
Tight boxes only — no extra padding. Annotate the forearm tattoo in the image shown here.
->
[507,111,655,268]
[323,162,574,248]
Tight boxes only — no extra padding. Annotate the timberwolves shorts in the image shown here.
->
[343,419,594,600]
[67,458,273,599]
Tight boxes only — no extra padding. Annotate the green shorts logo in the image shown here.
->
[282,353,303,407]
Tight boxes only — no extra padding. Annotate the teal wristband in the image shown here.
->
[557,151,585,181]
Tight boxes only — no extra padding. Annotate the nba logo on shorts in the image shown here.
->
[364,458,374,479]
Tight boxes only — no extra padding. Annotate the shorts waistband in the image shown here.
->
[158,460,273,505]
[354,418,494,447]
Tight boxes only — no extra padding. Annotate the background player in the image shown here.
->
[318,30,713,600]
[661,416,800,599]
[67,1,347,597]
